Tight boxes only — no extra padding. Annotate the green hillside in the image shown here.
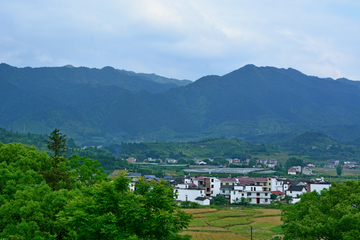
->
[2,63,360,145]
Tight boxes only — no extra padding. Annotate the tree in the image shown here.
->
[0,142,80,239]
[336,164,343,176]
[57,172,192,239]
[285,157,304,170]
[284,195,293,204]
[238,197,251,205]
[248,159,257,167]
[281,181,360,240]
[42,129,75,191]
[70,154,108,187]
[211,195,228,206]
[270,193,279,202]
[45,128,67,159]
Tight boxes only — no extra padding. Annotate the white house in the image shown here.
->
[286,185,307,203]
[230,184,271,204]
[270,177,289,192]
[308,183,331,194]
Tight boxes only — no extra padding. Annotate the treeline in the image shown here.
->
[3,128,360,174]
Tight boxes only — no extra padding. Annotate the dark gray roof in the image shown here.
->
[195,197,208,201]
[127,173,141,177]
[287,185,306,192]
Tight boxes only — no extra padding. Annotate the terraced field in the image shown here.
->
[181,208,283,240]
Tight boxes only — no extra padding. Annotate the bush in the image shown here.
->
[180,201,201,208]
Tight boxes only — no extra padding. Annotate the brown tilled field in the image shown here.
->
[181,207,283,240]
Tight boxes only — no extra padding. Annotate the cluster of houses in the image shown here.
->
[174,175,331,205]
[287,165,313,175]
[118,171,331,206]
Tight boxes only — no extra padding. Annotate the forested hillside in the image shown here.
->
[2,63,360,145]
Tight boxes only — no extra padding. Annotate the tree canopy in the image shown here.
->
[58,173,192,239]
[281,181,360,240]
[0,129,192,239]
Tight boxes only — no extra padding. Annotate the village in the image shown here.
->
[110,156,337,206]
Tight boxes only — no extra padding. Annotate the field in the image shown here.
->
[181,208,283,240]
[312,167,360,182]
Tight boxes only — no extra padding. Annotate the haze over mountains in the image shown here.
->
[1,63,360,146]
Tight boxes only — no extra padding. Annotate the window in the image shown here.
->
[211,179,214,182]
[247,193,251,196]
[242,193,244,196]
[223,190,225,193]
[257,193,260,196]
[269,188,271,191]
[265,199,268,202]
[226,182,229,185]
[251,187,253,191]
[211,184,214,188]
[265,193,268,196]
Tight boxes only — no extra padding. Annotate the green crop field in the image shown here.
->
[181,208,283,240]
[312,167,360,182]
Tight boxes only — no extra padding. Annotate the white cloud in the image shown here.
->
[0,0,359,80]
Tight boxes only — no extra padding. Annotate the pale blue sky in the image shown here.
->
[1,0,359,81]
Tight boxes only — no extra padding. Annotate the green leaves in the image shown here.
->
[0,139,192,239]
[58,176,192,240]
[70,154,108,187]
[281,181,360,240]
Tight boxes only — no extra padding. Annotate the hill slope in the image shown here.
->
[2,63,360,145]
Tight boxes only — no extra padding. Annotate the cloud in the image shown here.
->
[0,0,359,80]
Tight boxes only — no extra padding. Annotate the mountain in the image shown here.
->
[0,63,191,94]
[1,63,360,145]
[280,131,358,160]
[164,64,360,142]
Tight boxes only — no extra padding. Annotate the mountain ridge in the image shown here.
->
[1,63,360,145]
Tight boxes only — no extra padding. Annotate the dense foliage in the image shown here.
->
[0,130,191,239]
[281,181,360,240]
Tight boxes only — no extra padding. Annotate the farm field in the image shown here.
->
[312,167,360,182]
[181,208,283,240]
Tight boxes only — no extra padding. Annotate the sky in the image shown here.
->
[1,0,359,81]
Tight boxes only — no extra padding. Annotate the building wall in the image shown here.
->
[286,189,306,198]
[195,199,210,206]
[310,183,331,193]
[174,188,204,202]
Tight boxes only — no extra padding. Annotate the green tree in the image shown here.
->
[285,157,303,170]
[70,154,108,187]
[0,183,80,240]
[0,142,80,240]
[237,197,251,205]
[211,195,228,206]
[284,195,293,204]
[57,172,192,239]
[336,164,343,176]
[270,193,278,202]
[45,128,67,158]
[42,129,75,191]
[281,181,360,240]
[248,159,257,167]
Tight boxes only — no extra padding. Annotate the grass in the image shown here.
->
[182,207,283,240]
[312,167,360,182]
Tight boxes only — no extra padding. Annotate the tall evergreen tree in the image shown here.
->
[42,129,74,191]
